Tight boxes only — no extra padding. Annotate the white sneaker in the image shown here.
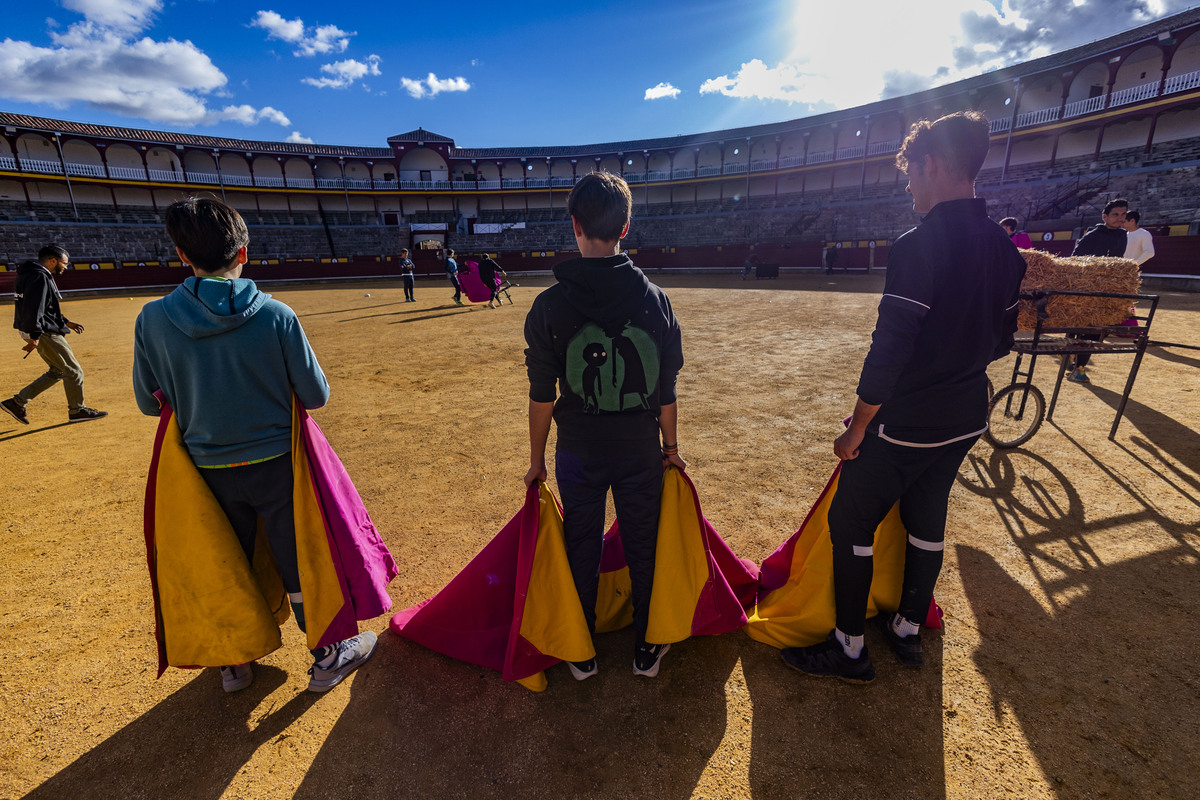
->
[633,643,671,677]
[567,658,598,681]
[307,631,378,693]
[219,663,254,693]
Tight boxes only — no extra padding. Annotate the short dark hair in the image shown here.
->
[400,247,409,255]
[567,171,632,242]
[999,217,1019,231]
[38,244,69,263]
[1125,210,1140,223]
[896,111,991,182]
[1103,198,1129,215]
[446,248,455,258]
[165,197,249,272]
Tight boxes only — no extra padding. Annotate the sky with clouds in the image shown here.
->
[0,0,1194,148]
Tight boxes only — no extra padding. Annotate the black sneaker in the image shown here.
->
[567,658,598,681]
[780,632,876,684]
[874,613,924,668]
[68,406,108,422]
[633,642,671,677]
[1,397,28,425]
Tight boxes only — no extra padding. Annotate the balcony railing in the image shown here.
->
[66,162,105,177]
[0,155,16,170]
[750,159,777,171]
[990,116,1012,133]
[20,158,63,174]
[777,155,805,168]
[806,150,834,165]
[722,162,748,174]
[1110,80,1159,108]
[867,139,900,156]
[1063,95,1105,119]
[836,145,866,160]
[1015,106,1060,128]
[1163,68,1200,94]
[253,175,285,187]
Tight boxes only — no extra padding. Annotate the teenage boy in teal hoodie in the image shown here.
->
[133,197,377,694]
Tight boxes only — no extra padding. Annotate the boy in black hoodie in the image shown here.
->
[523,171,685,679]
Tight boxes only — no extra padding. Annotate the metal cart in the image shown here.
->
[985,289,1159,448]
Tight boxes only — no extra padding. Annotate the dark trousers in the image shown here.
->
[828,432,979,637]
[198,454,301,594]
[555,438,663,644]
[448,273,461,301]
[402,275,414,300]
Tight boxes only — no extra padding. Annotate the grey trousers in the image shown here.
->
[15,334,85,412]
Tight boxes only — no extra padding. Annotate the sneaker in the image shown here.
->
[219,663,254,693]
[1,397,28,425]
[633,642,671,677]
[780,632,876,684]
[307,630,378,693]
[1067,367,1090,384]
[68,406,108,422]
[874,613,924,668]
[567,658,598,681]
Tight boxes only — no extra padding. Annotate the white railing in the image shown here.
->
[1063,95,1105,119]
[109,165,146,180]
[1110,80,1159,108]
[254,175,285,187]
[315,177,342,188]
[476,180,501,189]
[990,117,1012,133]
[0,155,17,170]
[806,150,833,164]
[398,180,428,189]
[722,162,748,174]
[66,162,105,177]
[1163,68,1200,94]
[672,168,695,179]
[451,180,476,190]
[867,140,899,156]
[148,169,183,182]
[1015,106,1060,128]
[836,145,865,160]
[551,176,576,186]
[697,165,722,176]
[374,179,399,189]
[750,159,776,171]
[622,171,645,182]
[501,178,525,189]
[525,176,550,187]
[288,177,315,188]
[777,154,804,168]
[646,170,670,181]
[21,158,63,174]
[223,174,253,186]
[345,178,373,189]
[187,171,220,184]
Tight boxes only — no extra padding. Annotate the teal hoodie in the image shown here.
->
[133,276,329,466]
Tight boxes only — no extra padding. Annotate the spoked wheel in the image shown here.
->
[985,383,1046,448]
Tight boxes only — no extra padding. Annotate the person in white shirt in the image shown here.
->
[1123,211,1155,266]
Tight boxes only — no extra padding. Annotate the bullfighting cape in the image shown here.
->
[743,463,943,649]
[143,397,398,676]
[390,467,757,691]
[458,266,496,304]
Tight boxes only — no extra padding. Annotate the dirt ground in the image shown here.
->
[1,272,1197,800]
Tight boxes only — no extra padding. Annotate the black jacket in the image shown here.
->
[1072,224,1127,257]
[524,253,683,444]
[858,199,1026,444]
[12,261,69,338]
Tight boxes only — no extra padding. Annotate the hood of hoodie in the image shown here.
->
[160,276,269,340]
[17,260,54,281]
[552,253,650,329]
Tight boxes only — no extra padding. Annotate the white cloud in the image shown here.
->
[0,25,292,128]
[250,10,353,57]
[699,0,1195,112]
[285,131,314,144]
[400,72,470,99]
[644,82,680,100]
[63,0,160,35]
[302,54,381,89]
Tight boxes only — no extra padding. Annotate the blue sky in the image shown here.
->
[1,0,1193,149]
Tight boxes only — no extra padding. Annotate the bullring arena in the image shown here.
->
[4,9,1200,800]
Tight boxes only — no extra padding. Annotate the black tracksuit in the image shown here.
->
[524,253,684,641]
[831,199,1026,636]
[1071,224,1128,366]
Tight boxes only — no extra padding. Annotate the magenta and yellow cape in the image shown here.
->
[143,398,398,676]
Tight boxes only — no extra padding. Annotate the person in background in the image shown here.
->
[1066,198,1129,383]
[399,248,416,302]
[445,248,462,306]
[999,218,1033,249]
[2,244,107,425]
[1123,211,1155,267]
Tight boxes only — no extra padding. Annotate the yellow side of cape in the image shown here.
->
[518,483,596,664]
[744,472,906,649]
[645,467,709,644]
[154,411,288,667]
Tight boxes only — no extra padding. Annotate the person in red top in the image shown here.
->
[1000,217,1033,249]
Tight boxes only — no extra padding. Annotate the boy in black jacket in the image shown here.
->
[524,171,685,679]
[3,244,106,425]
[781,112,1025,684]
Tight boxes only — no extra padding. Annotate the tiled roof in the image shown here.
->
[387,128,454,143]
[0,112,392,157]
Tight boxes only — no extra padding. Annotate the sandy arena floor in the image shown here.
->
[1,272,1198,799]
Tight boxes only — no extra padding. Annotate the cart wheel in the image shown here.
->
[985,383,1046,448]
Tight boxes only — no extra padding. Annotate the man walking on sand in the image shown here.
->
[2,244,107,425]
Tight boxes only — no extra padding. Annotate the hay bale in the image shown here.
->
[1017,250,1141,330]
